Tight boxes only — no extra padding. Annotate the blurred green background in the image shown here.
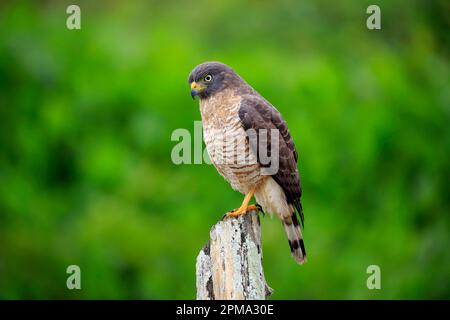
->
[0,0,449,299]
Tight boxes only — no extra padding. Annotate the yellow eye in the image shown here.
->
[204,74,212,82]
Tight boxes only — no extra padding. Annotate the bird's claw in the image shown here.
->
[221,204,264,221]
[255,204,265,217]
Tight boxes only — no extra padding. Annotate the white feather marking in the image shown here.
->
[254,177,291,219]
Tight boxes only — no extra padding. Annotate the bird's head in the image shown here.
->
[188,61,241,100]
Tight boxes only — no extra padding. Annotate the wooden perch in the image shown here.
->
[196,210,273,300]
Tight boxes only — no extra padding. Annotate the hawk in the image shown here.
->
[188,62,306,264]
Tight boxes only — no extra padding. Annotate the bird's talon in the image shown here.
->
[222,209,240,220]
[224,204,258,219]
[256,204,265,217]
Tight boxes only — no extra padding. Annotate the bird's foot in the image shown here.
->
[223,204,259,220]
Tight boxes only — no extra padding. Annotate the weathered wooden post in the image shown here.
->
[196,210,273,300]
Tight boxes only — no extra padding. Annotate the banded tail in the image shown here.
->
[282,212,307,264]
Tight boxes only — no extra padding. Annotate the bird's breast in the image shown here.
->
[200,92,262,193]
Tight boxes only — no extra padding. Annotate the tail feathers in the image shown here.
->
[282,214,307,265]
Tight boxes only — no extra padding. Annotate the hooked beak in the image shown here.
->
[190,81,205,99]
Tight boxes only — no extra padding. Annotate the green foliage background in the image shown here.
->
[0,0,449,299]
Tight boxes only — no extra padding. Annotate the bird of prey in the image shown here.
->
[188,62,306,264]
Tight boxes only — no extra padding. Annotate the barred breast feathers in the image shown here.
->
[200,90,262,193]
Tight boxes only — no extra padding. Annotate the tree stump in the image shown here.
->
[196,210,273,300]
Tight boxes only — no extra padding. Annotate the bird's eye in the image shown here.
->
[204,74,212,82]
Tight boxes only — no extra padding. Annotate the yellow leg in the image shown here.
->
[226,187,257,218]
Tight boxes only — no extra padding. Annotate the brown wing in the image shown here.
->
[238,95,304,226]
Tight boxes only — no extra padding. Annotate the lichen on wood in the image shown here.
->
[196,210,273,300]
